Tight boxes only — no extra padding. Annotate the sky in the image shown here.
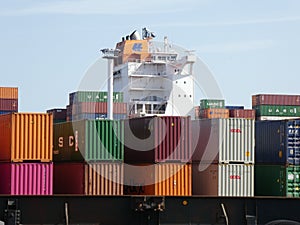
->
[1,0,300,112]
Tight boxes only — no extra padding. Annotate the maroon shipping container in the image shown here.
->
[54,162,123,195]
[252,94,300,106]
[229,109,255,119]
[46,108,67,121]
[124,116,191,163]
[0,162,53,195]
[70,102,127,114]
[0,98,18,111]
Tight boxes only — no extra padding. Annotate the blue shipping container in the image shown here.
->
[255,120,300,165]
[225,105,245,110]
[0,110,15,115]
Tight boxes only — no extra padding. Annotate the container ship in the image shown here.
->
[1,29,300,225]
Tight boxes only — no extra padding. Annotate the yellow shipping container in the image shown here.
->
[0,113,53,162]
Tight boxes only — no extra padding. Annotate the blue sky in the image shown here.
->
[1,0,300,112]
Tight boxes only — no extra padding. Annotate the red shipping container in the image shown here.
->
[229,109,255,119]
[0,162,53,195]
[252,94,300,106]
[70,102,127,114]
[0,98,18,111]
[54,162,123,195]
[124,116,191,163]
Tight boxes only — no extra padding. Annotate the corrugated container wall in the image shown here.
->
[54,162,123,195]
[0,87,18,99]
[0,163,53,195]
[199,109,229,119]
[252,94,300,106]
[253,105,300,117]
[191,118,255,164]
[0,99,18,112]
[53,120,124,162]
[255,165,300,197]
[124,116,191,163]
[256,116,300,121]
[192,163,254,197]
[229,109,255,120]
[124,163,191,196]
[225,106,245,110]
[255,120,300,165]
[0,113,53,162]
[200,99,225,109]
[70,102,127,114]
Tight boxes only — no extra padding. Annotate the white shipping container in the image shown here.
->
[192,118,255,164]
[218,164,254,197]
[192,163,254,197]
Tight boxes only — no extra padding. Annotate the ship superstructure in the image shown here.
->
[112,28,196,117]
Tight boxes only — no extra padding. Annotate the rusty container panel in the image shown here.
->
[124,116,191,163]
[192,163,254,197]
[54,162,123,195]
[124,163,191,196]
[0,87,18,99]
[252,94,300,106]
[0,99,18,111]
[229,109,255,119]
[199,109,229,119]
[0,113,53,162]
[191,118,255,164]
[0,162,53,195]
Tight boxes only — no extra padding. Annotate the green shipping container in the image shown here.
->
[70,91,124,104]
[200,99,225,109]
[53,120,124,162]
[255,165,300,197]
[253,105,300,117]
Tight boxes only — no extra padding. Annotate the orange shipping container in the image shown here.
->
[0,113,53,162]
[200,108,229,119]
[124,163,191,196]
[0,87,18,99]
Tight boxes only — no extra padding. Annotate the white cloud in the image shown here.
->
[0,0,204,16]
[197,40,276,54]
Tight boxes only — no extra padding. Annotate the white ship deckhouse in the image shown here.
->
[112,28,196,118]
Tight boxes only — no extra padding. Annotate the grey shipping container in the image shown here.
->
[191,118,255,164]
[255,120,300,165]
[192,163,254,197]
[53,120,124,162]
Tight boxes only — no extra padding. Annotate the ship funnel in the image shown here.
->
[130,30,141,40]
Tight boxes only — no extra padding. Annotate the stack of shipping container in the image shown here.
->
[199,99,229,119]
[252,94,300,121]
[53,119,124,195]
[192,99,255,197]
[0,113,53,195]
[123,116,192,196]
[0,87,18,115]
[67,91,127,121]
[255,119,300,197]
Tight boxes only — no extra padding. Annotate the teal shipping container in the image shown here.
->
[255,165,300,197]
[200,99,225,109]
[253,105,300,117]
[69,91,123,104]
[53,120,124,162]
